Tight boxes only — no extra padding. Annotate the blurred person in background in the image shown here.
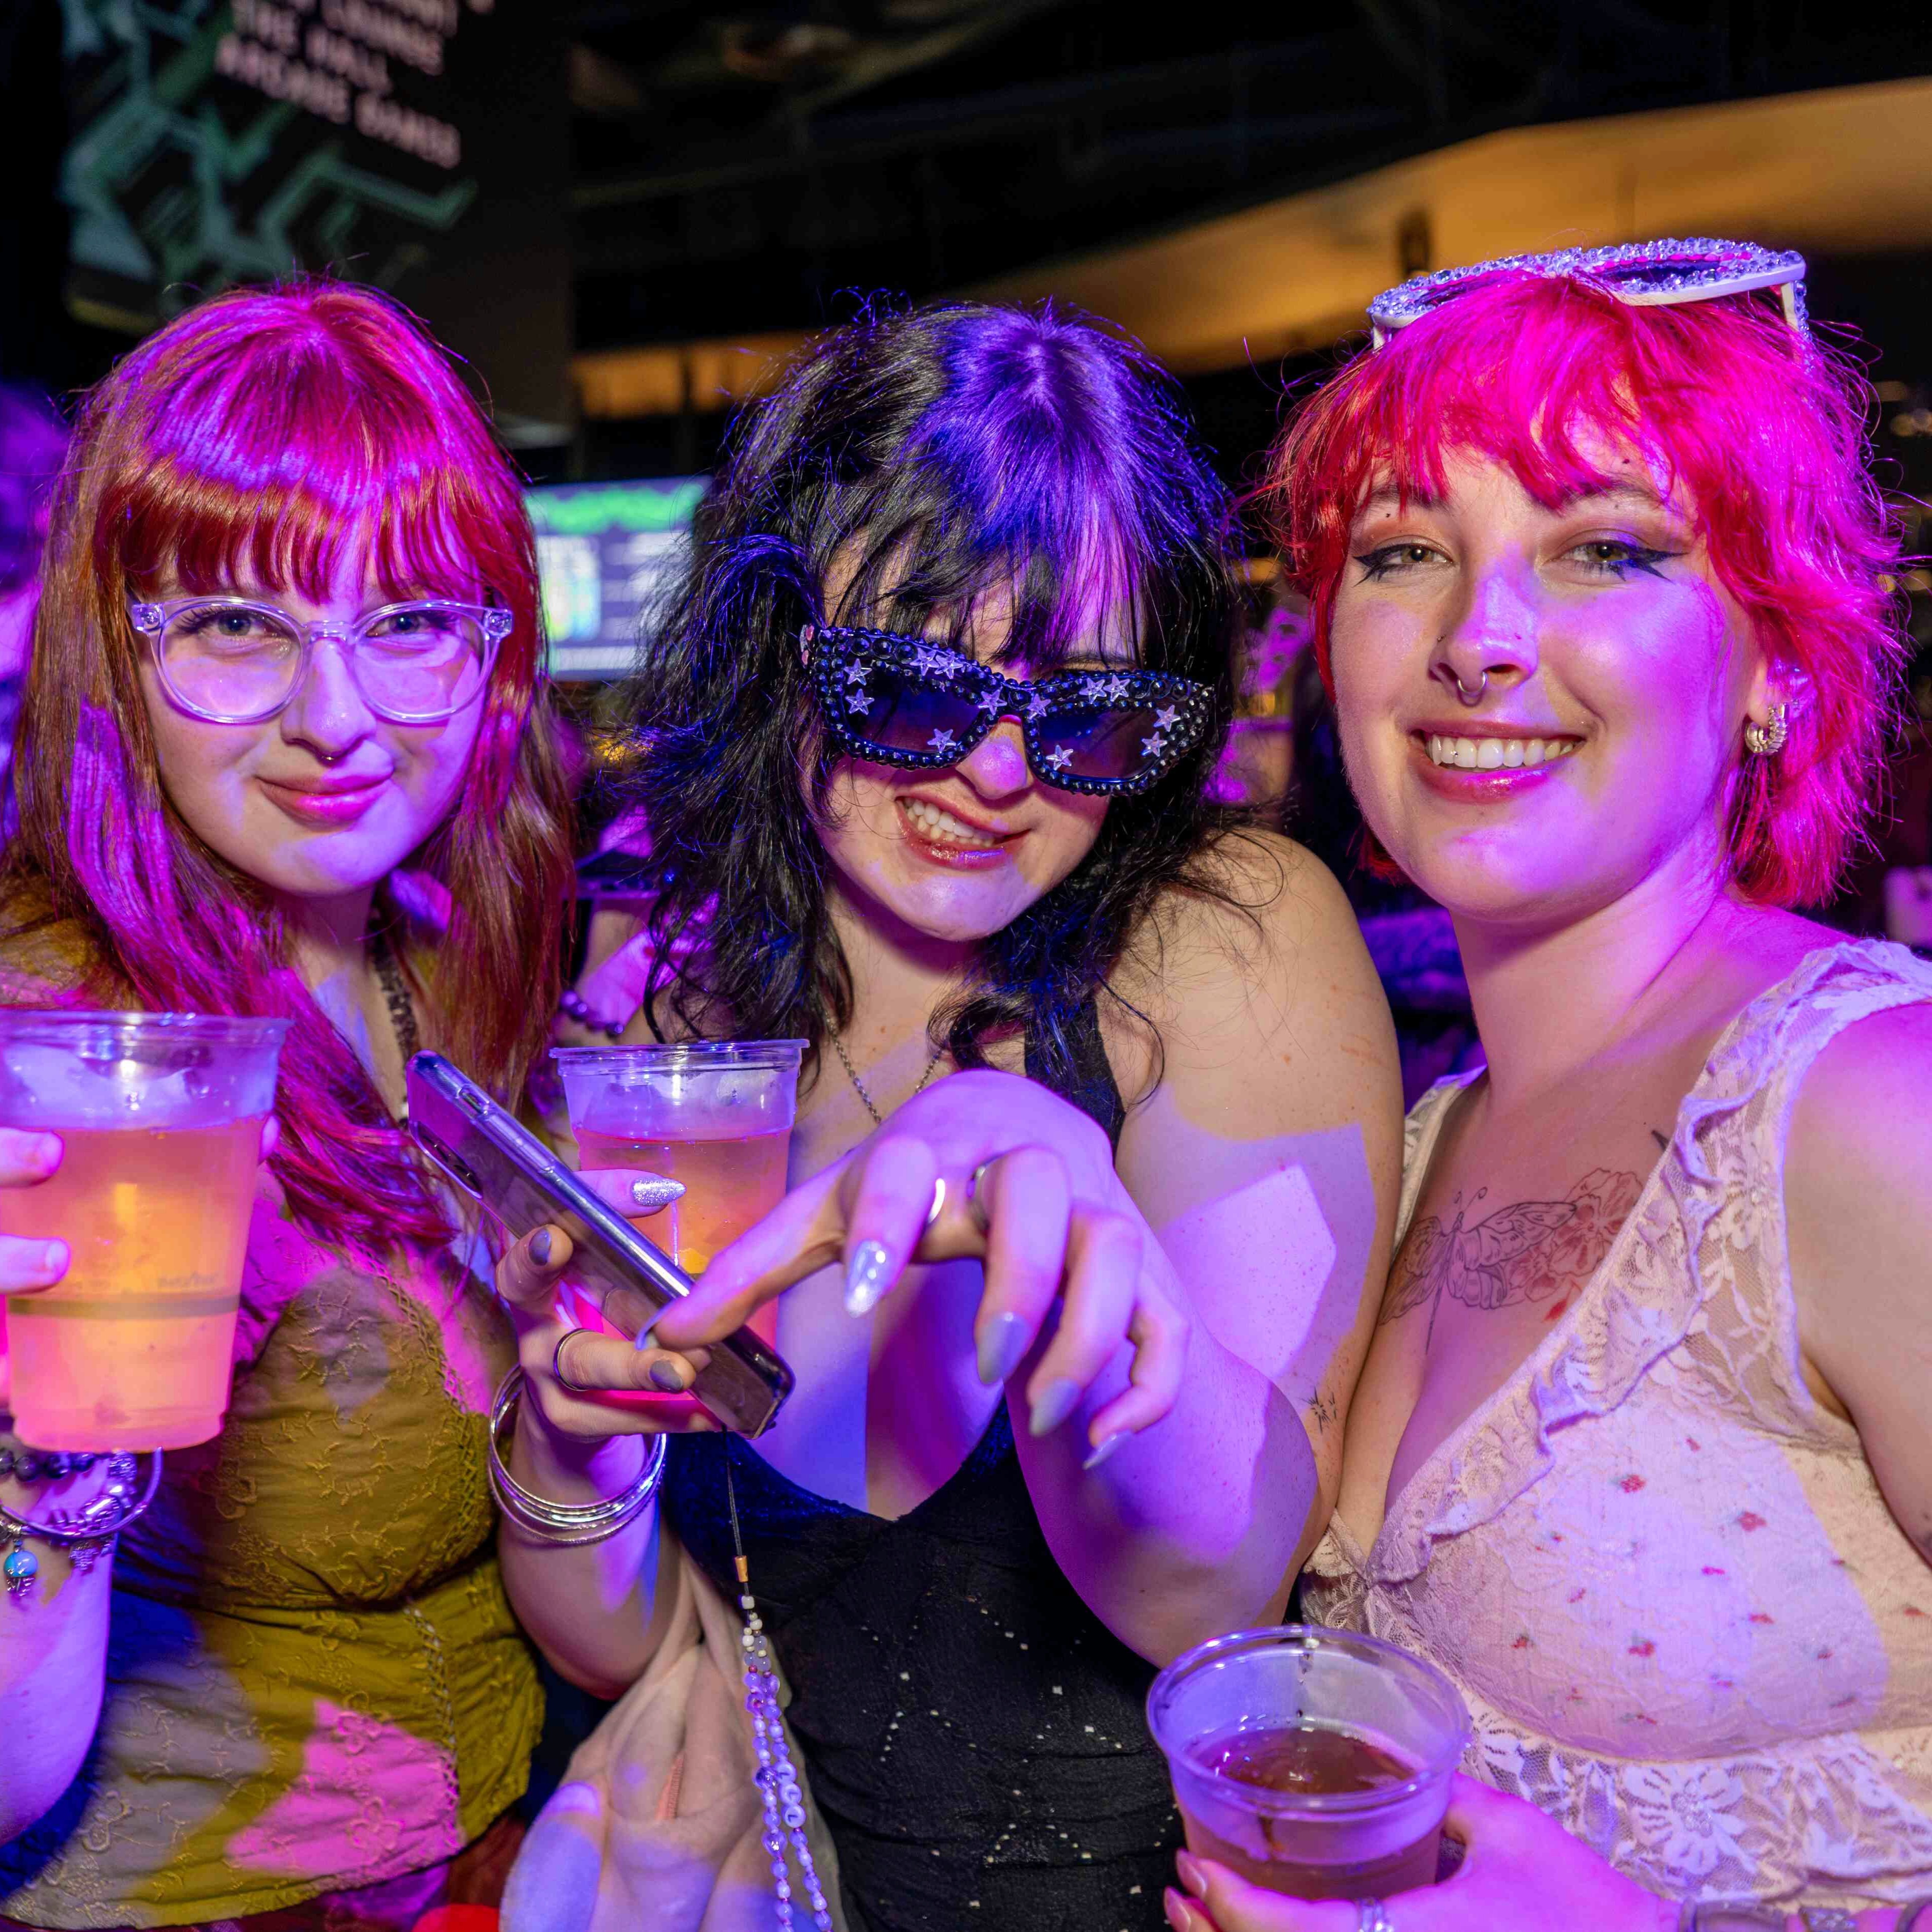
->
[1876,629,1932,955]
[0,388,67,843]
[1174,245,1932,1931]
[1217,576,1481,1109]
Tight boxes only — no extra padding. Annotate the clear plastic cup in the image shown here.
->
[1147,1624,1470,1900]
[0,1011,288,1452]
[550,1041,806,1276]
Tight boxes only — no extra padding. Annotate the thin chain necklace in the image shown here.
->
[827,1025,944,1126]
[371,928,419,1123]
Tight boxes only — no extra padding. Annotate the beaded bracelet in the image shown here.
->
[2,1442,162,1599]
[1679,1906,1918,1930]
[0,1446,102,1483]
[557,990,626,1041]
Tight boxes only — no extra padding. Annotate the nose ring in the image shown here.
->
[1452,668,1488,707]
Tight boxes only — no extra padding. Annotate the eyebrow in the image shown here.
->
[1548,481,1674,514]
[1353,480,1679,520]
[1357,486,1440,515]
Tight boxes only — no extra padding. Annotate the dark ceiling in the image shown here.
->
[565,0,1932,354]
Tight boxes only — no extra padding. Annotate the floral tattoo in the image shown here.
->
[1381,1167,1646,1344]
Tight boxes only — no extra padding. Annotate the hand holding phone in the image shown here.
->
[407,1053,793,1436]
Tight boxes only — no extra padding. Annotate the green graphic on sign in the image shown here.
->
[60,0,487,324]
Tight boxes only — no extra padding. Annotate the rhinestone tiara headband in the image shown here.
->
[1367,237,1809,347]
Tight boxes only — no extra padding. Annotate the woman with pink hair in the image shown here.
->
[1174,244,1932,1931]
[0,283,574,1925]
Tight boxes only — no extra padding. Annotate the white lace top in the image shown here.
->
[1303,941,1932,1908]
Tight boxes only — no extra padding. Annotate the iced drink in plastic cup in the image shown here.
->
[1147,1624,1470,1900]
[551,1040,805,1274]
[0,1011,288,1452]
[551,1040,805,1371]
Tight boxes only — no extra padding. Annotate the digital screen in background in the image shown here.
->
[529,478,706,680]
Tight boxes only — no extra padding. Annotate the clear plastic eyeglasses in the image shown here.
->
[128,595,511,726]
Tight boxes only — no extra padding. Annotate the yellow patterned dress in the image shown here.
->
[0,1176,542,1929]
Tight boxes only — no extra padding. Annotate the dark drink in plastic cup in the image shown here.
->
[1147,1625,1469,1900]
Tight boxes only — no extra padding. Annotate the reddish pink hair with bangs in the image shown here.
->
[4,281,573,1261]
[1268,271,1907,906]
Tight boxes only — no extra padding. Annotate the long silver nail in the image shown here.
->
[648,1359,686,1393]
[976,1312,1028,1387]
[1028,1376,1081,1438]
[630,1177,686,1213]
[1082,1432,1126,1472]
[925,1176,947,1227]
[844,1239,895,1316]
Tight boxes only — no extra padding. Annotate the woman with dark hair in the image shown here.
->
[492,302,1405,1931]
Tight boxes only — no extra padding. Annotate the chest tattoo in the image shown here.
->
[1381,1167,1645,1343]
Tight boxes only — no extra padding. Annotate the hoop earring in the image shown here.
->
[1744,702,1788,757]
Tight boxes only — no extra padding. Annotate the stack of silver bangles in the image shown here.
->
[487,1367,667,1544]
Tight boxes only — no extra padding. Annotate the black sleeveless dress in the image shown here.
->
[661,1002,1182,1932]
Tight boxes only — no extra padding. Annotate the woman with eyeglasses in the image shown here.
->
[492,302,1405,1931]
[1169,246,1932,1932]
[0,284,573,1923]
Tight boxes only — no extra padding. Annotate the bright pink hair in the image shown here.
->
[1268,271,1907,906]
[5,282,573,1261]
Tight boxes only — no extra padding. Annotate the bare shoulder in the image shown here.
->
[1119,829,1379,1020]
[1109,829,1400,1135]
[1787,996,1932,1215]
[1784,988,1932,1553]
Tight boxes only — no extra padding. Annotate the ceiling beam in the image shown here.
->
[968,76,1932,372]
[569,77,1932,415]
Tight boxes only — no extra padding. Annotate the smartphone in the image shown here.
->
[406,1050,793,1436]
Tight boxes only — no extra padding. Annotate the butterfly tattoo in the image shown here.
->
[1381,1166,1646,1343]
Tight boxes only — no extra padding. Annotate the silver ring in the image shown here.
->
[1357,1901,1394,1932]
[552,1328,594,1395]
[965,1158,994,1233]
[1453,667,1487,707]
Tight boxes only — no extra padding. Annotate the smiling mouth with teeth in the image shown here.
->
[901,798,1002,848]
[1423,734,1580,771]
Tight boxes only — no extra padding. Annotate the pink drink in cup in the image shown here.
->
[0,1012,288,1452]
[1147,1625,1470,1900]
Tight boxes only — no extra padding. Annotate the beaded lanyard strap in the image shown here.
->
[726,1459,835,1929]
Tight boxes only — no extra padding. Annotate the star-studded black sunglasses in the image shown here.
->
[802,622,1215,796]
